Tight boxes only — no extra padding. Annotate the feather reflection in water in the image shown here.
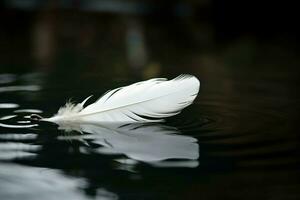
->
[57,122,199,167]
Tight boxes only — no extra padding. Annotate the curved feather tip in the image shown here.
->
[42,74,200,123]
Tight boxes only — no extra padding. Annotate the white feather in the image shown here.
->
[42,74,200,123]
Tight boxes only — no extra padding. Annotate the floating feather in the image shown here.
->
[38,74,200,123]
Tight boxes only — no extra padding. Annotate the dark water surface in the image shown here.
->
[1,49,300,199]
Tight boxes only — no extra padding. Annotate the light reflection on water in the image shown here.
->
[0,115,18,120]
[0,103,19,109]
[0,123,38,128]
[0,85,41,93]
[0,133,37,140]
[0,128,38,161]
[0,74,16,84]
[0,163,118,200]
[14,109,43,114]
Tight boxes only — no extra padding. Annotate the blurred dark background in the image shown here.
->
[0,0,299,78]
[1,1,300,200]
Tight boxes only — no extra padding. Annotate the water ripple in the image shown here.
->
[0,133,37,140]
[0,115,17,120]
[14,109,43,114]
[0,103,19,109]
[0,123,38,129]
[0,142,41,151]
[0,85,41,93]
[0,74,16,84]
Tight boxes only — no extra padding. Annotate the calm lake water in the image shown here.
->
[1,20,300,199]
